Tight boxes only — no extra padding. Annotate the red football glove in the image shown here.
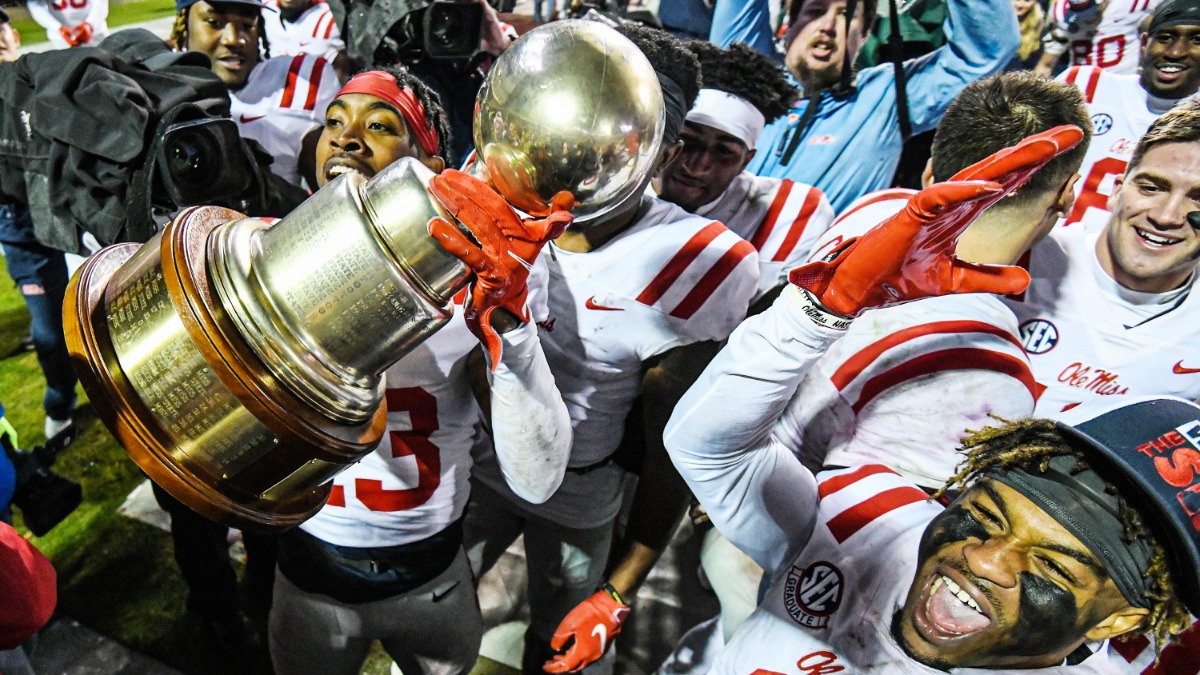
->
[60,22,92,47]
[789,124,1084,318]
[544,589,631,673]
[427,169,574,366]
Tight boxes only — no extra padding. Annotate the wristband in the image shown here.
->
[598,581,625,605]
[788,286,852,331]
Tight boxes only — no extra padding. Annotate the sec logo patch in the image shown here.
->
[784,561,843,628]
[1019,319,1059,355]
[1091,113,1113,136]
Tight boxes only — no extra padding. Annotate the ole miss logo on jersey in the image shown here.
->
[784,561,844,628]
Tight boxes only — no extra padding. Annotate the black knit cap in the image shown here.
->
[1148,0,1200,34]
[0,8,10,25]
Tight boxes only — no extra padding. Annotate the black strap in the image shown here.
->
[887,0,913,142]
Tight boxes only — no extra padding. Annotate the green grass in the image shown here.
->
[0,267,398,673]
[9,0,177,47]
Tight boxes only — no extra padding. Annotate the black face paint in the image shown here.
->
[996,572,1080,657]
[917,503,988,563]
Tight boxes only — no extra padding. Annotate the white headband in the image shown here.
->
[685,89,767,151]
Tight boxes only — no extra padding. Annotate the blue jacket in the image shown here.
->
[711,0,1019,213]
[0,402,13,511]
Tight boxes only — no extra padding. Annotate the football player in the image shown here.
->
[267,65,572,675]
[26,0,108,48]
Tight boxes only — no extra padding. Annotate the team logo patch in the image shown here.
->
[784,561,843,628]
[1019,319,1059,354]
[1091,113,1114,136]
[808,134,836,146]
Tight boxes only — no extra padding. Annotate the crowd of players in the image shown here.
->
[4,0,1200,673]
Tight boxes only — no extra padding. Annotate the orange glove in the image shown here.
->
[789,124,1084,318]
[426,169,574,366]
[544,588,630,673]
[60,22,92,47]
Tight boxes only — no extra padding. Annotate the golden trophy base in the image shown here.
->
[66,207,386,530]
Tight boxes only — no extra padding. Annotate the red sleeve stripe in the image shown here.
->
[831,188,913,227]
[749,179,793,251]
[826,486,930,543]
[636,222,724,306]
[327,484,346,506]
[312,13,324,37]
[669,238,756,319]
[323,13,336,38]
[817,465,900,499]
[279,54,306,108]
[304,58,327,111]
[1083,67,1101,103]
[772,186,824,262]
[1064,65,1083,87]
[830,320,1025,391]
[849,348,1038,414]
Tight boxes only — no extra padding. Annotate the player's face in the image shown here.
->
[895,480,1133,669]
[0,23,20,63]
[784,0,865,90]
[1139,24,1200,99]
[316,93,440,187]
[186,1,261,89]
[658,122,754,213]
[1098,141,1200,293]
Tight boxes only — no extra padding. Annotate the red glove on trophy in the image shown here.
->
[544,586,631,673]
[427,169,574,366]
[789,125,1083,319]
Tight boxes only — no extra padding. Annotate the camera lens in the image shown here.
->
[166,131,212,186]
[427,7,464,51]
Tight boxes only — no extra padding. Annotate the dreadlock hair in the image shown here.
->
[938,418,1192,657]
[365,63,453,163]
[685,41,798,123]
[169,5,272,61]
[611,22,701,111]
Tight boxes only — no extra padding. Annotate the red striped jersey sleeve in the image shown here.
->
[1062,65,1102,103]
[828,319,1038,414]
[816,465,934,544]
[749,180,835,267]
[635,221,757,335]
[279,54,336,115]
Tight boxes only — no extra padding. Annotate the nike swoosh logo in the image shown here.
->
[239,113,267,123]
[1175,361,1200,375]
[591,623,608,654]
[585,296,623,311]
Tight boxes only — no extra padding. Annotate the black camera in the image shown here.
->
[2,427,82,537]
[157,116,259,210]
[383,0,484,60]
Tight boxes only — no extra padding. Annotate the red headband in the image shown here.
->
[336,70,440,157]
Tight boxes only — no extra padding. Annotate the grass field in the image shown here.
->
[6,0,177,47]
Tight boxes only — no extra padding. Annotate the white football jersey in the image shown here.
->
[696,172,835,302]
[1049,0,1159,74]
[714,465,1134,675]
[472,195,759,528]
[231,53,339,186]
[771,191,1037,489]
[264,0,345,63]
[1004,225,1200,416]
[26,0,108,47]
[1057,65,1188,230]
[300,313,479,548]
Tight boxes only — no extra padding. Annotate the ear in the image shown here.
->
[421,153,446,174]
[1055,173,1081,214]
[1085,606,1150,641]
[1107,174,1126,212]
[921,159,935,189]
[657,140,685,174]
[742,147,756,171]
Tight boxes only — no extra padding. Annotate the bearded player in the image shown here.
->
[665,148,1199,673]
[171,0,340,187]
[267,66,572,675]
